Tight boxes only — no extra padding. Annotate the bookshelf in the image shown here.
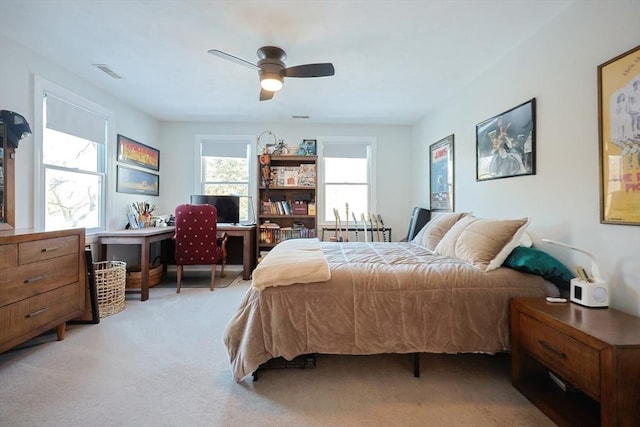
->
[257,155,317,261]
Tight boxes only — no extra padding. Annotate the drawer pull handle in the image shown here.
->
[25,275,46,283]
[26,307,49,318]
[41,246,60,253]
[538,340,566,358]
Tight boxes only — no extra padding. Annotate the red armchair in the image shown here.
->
[174,203,227,292]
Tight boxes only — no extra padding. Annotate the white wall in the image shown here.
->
[158,121,414,238]
[412,1,640,315]
[2,2,638,314]
[0,32,159,232]
[0,30,414,261]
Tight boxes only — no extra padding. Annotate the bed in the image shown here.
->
[224,213,570,382]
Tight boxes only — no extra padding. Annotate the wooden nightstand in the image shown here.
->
[510,298,640,427]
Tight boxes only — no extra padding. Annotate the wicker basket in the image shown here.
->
[126,257,163,289]
[94,261,127,318]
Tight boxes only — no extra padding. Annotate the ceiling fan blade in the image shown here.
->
[259,88,274,101]
[284,63,335,78]
[208,49,260,70]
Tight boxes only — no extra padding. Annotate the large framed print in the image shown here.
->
[476,98,536,181]
[116,165,159,196]
[598,44,640,225]
[429,134,454,212]
[117,134,160,171]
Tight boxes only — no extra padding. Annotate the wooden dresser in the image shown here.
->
[0,228,85,353]
[511,298,640,427]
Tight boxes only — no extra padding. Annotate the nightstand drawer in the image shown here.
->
[519,312,600,399]
[18,235,79,265]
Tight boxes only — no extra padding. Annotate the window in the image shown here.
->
[319,137,376,224]
[196,135,254,223]
[35,77,110,232]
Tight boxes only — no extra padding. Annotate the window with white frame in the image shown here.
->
[196,136,253,222]
[319,137,375,224]
[35,78,109,232]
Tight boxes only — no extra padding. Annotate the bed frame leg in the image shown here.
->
[413,352,420,377]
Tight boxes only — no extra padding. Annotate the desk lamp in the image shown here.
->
[541,239,608,307]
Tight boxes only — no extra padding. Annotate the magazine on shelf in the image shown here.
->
[298,163,316,187]
[283,169,299,186]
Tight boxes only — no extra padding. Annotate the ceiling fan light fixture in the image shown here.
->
[209,46,334,100]
[260,73,283,92]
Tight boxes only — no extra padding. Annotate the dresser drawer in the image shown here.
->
[519,313,600,399]
[0,254,79,307]
[18,235,79,264]
[0,283,83,351]
[0,244,17,269]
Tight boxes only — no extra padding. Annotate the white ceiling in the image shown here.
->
[0,0,574,125]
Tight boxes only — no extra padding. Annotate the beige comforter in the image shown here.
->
[224,241,547,382]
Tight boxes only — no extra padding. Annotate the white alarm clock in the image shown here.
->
[540,239,610,309]
[570,278,609,308]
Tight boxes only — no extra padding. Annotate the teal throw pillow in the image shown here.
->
[503,246,574,290]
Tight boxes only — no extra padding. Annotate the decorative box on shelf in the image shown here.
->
[292,201,308,215]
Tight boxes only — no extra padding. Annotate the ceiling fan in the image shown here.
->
[208,46,335,101]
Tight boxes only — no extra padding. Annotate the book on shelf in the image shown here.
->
[268,164,316,187]
[259,221,280,244]
[283,169,299,186]
[280,227,302,241]
[548,371,579,393]
[262,200,296,215]
[298,163,316,187]
[259,221,314,243]
[261,200,271,215]
[260,221,280,229]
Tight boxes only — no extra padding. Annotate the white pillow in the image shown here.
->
[487,218,531,271]
[413,212,470,250]
[519,231,533,247]
[434,216,530,272]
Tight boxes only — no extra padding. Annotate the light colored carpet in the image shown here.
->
[0,266,553,426]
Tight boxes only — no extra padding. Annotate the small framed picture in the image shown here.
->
[476,98,536,181]
[127,213,139,229]
[116,165,159,196]
[117,134,160,171]
[297,139,317,155]
[429,134,454,212]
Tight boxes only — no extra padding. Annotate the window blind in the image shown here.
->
[322,142,368,159]
[44,93,107,144]
[201,140,248,158]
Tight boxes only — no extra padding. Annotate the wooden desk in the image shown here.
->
[96,227,175,301]
[96,224,256,301]
[218,224,256,280]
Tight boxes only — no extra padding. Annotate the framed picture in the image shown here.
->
[476,98,536,181]
[117,134,160,171]
[297,139,317,155]
[429,134,454,211]
[597,44,640,225]
[116,165,159,196]
[127,213,139,229]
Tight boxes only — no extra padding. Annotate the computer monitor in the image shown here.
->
[189,195,240,224]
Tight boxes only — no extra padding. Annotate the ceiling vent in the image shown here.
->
[93,64,123,79]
